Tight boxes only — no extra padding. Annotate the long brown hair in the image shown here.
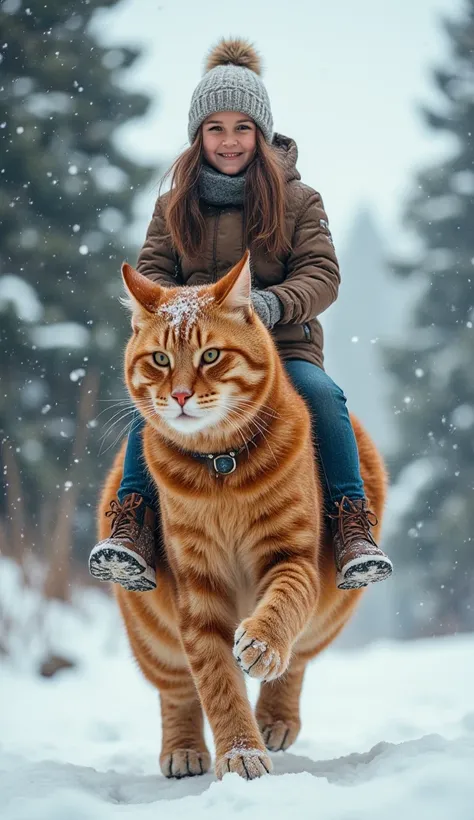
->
[164,128,289,259]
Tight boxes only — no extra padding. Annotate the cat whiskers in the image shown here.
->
[98,398,155,455]
[224,402,270,436]
[94,396,153,436]
[96,401,141,451]
[98,398,148,437]
[99,412,147,456]
[93,398,135,422]
[97,402,138,433]
[99,398,155,455]
[98,394,138,398]
[220,414,248,453]
[225,406,278,467]
[226,399,279,444]
[99,408,137,449]
[226,397,281,422]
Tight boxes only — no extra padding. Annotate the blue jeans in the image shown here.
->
[118,360,365,515]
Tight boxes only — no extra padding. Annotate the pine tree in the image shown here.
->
[322,207,417,456]
[383,1,474,637]
[0,0,156,593]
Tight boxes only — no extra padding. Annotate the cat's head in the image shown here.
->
[122,253,276,445]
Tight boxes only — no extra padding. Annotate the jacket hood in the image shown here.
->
[273,133,301,184]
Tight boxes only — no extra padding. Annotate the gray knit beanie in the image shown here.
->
[188,38,274,145]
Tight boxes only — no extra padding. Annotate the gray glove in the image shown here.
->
[251,289,283,329]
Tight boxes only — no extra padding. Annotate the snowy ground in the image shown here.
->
[1,571,474,820]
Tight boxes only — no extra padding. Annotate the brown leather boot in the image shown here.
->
[89,493,157,591]
[329,497,393,590]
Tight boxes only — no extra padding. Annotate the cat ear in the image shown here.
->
[213,251,251,314]
[121,263,164,318]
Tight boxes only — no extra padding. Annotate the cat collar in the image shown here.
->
[181,433,260,477]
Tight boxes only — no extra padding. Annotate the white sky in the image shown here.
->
[94,0,462,247]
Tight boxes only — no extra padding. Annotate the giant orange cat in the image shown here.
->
[98,252,387,781]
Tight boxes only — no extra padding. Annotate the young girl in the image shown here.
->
[89,39,393,593]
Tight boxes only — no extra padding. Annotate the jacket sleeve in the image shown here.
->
[135,197,179,286]
[267,190,340,324]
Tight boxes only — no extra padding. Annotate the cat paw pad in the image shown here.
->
[233,626,283,681]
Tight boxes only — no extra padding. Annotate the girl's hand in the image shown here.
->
[251,289,282,328]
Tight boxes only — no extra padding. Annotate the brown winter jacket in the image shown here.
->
[136,134,340,370]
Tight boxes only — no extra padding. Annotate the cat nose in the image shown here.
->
[171,388,193,407]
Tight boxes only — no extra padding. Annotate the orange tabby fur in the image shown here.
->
[98,253,388,780]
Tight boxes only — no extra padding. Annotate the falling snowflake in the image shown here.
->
[69,368,86,382]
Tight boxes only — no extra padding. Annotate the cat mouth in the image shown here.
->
[153,406,198,423]
[169,409,202,424]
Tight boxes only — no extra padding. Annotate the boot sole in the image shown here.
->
[89,543,156,591]
[336,556,393,590]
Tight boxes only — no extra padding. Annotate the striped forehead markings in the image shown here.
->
[157,288,214,339]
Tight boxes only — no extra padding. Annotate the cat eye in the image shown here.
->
[201,348,220,365]
[153,351,170,367]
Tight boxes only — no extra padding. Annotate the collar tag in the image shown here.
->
[213,454,237,475]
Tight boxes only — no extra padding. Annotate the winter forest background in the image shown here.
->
[1,0,473,662]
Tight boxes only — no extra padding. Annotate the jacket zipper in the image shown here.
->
[173,253,181,281]
[303,323,312,342]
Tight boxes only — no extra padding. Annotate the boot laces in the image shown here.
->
[329,496,378,546]
[105,494,143,540]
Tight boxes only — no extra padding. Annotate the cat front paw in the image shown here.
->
[215,747,272,780]
[233,621,290,681]
[259,719,300,752]
[160,748,211,779]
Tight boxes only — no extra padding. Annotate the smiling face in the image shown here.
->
[202,111,257,175]
[122,255,272,445]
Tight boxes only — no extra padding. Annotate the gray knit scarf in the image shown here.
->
[199,163,246,206]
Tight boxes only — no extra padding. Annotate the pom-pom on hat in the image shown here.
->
[188,38,274,145]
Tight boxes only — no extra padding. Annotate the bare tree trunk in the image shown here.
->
[44,368,100,601]
[0,518,8,559]
[1,442,29,561]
